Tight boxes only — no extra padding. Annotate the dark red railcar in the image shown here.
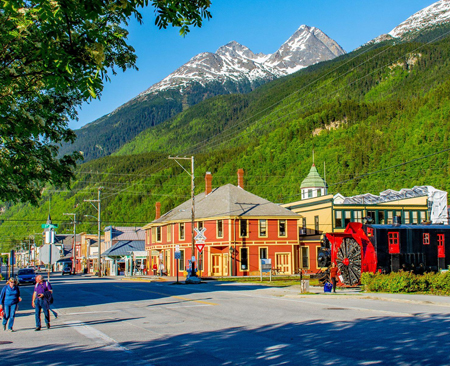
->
[319,222,450,286]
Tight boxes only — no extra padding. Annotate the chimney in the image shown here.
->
[237,168,244,189]
[155,202,161,220]
[205,172,212,195]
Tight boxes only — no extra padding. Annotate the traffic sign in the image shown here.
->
[41,224,58,229]
[195,243,205,253]
[194,227,207,244]
[174,251,181,260]
[39,244,61,264]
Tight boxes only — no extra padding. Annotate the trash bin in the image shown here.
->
[324,282,332,293]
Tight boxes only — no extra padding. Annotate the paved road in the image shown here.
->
[1,275,450,365]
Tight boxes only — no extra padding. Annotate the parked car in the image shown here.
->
[62,265,72,275]
[17,268,36,285]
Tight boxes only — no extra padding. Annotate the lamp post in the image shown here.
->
[84,187,103,277]
[63,213,77,274]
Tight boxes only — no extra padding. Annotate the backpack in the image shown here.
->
[36,281,54,304]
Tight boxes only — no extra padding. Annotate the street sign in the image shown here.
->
[39,244,61,264]
[194,227,207,244]
[41,224,58,229]
[175,245,180,251]
[195,243,205,253]
[174,251,181,260]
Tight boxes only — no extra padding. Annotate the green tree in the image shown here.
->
[0,0,211,205]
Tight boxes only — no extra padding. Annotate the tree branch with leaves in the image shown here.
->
[0,0,211,204]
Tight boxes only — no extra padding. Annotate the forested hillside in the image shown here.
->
[2,26,450,249]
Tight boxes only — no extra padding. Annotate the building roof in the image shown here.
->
[149,184,299,225]
[102,240,145,257]
[104,226,145,241]
[300,165,326,189]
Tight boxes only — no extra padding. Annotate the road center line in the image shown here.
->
[65,320,132,353]
[113,285,218,306]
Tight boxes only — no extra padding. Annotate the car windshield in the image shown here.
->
[18,269,35,275]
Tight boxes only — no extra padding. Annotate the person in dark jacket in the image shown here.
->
[0,278,22,332]
[32,275,52,331]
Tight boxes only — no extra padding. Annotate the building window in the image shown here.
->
[259,247,268,260]
[167,226,172,242]
[279,220,287,237]
[240,219,248,237]
[314,216,319,234]
[404,211,410,224]
[240,247,249,271]
[217,220,223,238]
[301,218,307,235]
[301,247,309,269]
[354,210,363,223]
[179,223,185,240]
[156,227,162,242]
[198,221,203,229]
[423,233,430,245]
[317,189,322,197]
[387,211,393,224]
[388,231,400,254]
[151,228,156,242]
[308,189,313,198]
[259,219,267,237]
[378,211,385,225]
[179,250,185,271]
[335,211,343,228]
[367,211,376,224]
[420,211,427,223]
[344,211,351,227]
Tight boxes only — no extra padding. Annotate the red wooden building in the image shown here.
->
[144,170,300,277]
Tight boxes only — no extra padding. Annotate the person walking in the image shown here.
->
[330,262,338,293]
[0,278,22,332]
[32,275,52,331]
[159,262,165,276]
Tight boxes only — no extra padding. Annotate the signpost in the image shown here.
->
[260,258,272,282]
[194,227,206,276]
[174,250,181,283]
[39,244,61,281]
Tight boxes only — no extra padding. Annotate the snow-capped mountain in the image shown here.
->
[138,25,345,97]
[369,0,450,44]
[390,0,450,38]
[63,25,345,162]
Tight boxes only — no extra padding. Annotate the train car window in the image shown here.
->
[367,211,376,223]
[412,211,418,224]
[420,211,427,222]
[423,233,430,245]
[367,227,374,237]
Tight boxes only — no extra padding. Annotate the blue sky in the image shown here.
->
[71,0,438,129]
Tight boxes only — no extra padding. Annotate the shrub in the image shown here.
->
[362,271,450,295]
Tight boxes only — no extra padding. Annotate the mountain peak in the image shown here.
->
[389,0,450,38]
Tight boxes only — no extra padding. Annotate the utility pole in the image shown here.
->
[63,213,77,274]
[84,187,103,277]
[169,156,199,282]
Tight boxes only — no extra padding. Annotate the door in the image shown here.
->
[276,253,291,274]
[212,254,222,276]
[223,253,229,276]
